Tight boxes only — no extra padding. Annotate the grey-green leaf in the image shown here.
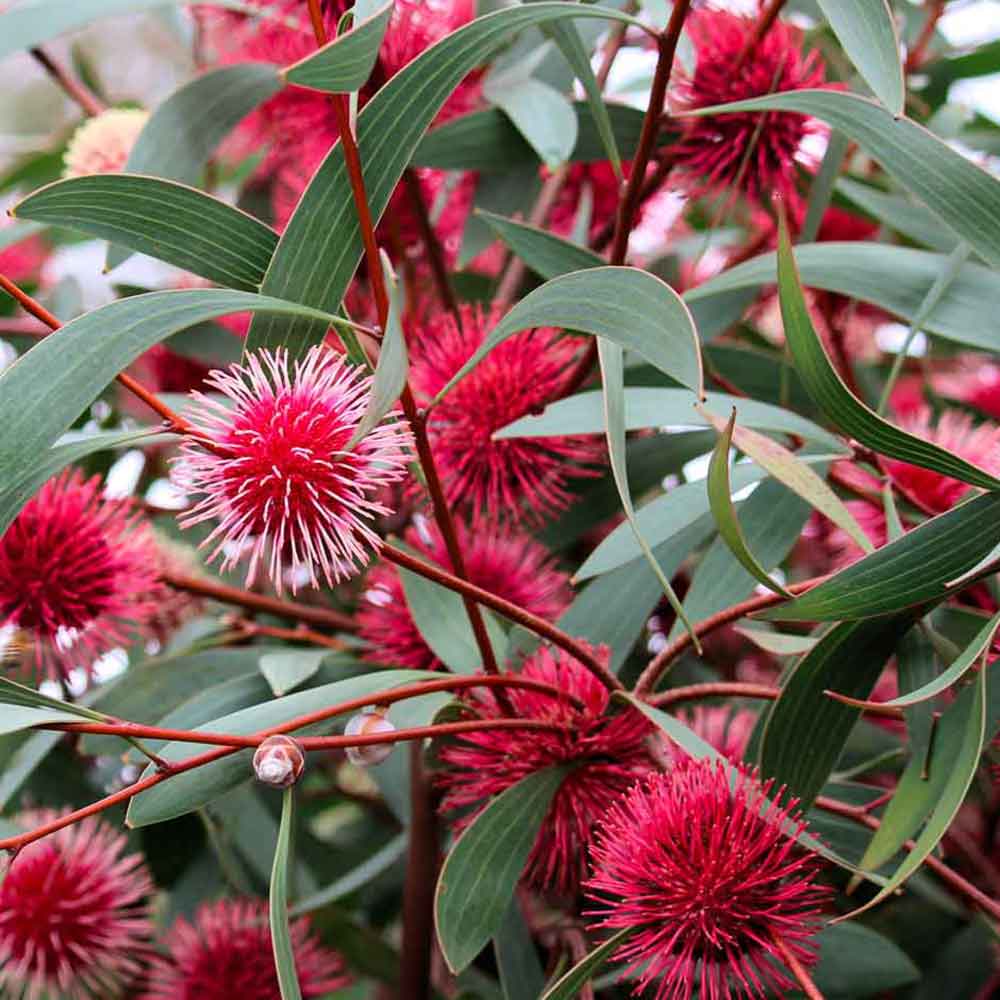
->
[283,2,392,93]
[816,0,904,114]
[484,75,579,170]
[436,267,703,403]
[16,175,278,291]
[539,928,632,1000]
[259,652,330,697]
[435,766,568,974]
[269,789,303,1000]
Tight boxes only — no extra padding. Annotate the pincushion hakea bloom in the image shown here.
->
[670,6,829,206]
[142,899,350,1000]
[176,346,412,594]
[437,644,654,896]
[358,517,571,669]
[63,108,149,178]
[0,469,163,679]
[879,408,1000,515]
[586,760,829,1000]
[411,303,604,524]
[0,811,154,1000]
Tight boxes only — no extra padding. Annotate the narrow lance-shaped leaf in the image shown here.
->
[706,410,792,598]
[699,404,873,555]
[759,492,1000,622]
[349,252,408,446]
[776,215,1000,491]
[686,90,1000,269]
[759,613,920,810]
[282,1,393,93]
[435,766,569,974]
[435,267,703,403]
[815,0,904,114]
[16,175,278,291]
[599,340,701,647]
[841,667,987,920]
[539,928,633,1000]
[247,2,648,354]
[269,788,303,1000]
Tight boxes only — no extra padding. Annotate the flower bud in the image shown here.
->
[344,709,396,767]
[252,735,305,788]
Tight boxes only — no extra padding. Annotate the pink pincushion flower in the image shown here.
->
[358,517,571,669]
[880,408,1000,515]
[800,498,888,572]
[177,346,412,594]
[63,108,149,178]
[670,6,829,206]
[586,760,829,1000]
[0,810,153,999]
[0,470,163,680]
[548,161,625,242]
[143,899,350,1000]
[0,231,48,284]
[437,644,654,896]
[411,303,604,524]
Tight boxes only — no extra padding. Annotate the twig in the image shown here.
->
[30,47,106,118]
[771,930,825,1000]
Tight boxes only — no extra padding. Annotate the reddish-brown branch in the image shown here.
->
[905,0,947,73]
[0,272,199,438]
[565,2,691,392]
[735,0,789,69]
[771,930,825,1000]
[162,569,356,632]
[30,47,106,118]
[402,168,459,319]
[380,542,623,692]
[814,796,1000,922]
[633,575,830,696]
[646,680,903,720]
[233,619,348,649]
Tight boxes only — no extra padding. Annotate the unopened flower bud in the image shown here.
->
[344,709,396,767]
[252,735,305,788]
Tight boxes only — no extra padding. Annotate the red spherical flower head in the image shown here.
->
[879,408,1000,515]
[0,228,47,284]
[143,898,350,1000]
[586,760,829,1000]
[358,516,571,669]
[548,161,626,242]
[670,6,829,206]
[411,303,604,524]
[0,469,163,680]
[0,810,153,999]
[437,644,654,896]
[177,346,412,594]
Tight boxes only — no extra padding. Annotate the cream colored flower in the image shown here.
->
[63,108,149,178]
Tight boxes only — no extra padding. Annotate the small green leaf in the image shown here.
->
[758,493,1000,622]
[816,0,904,114]
[0,675,105,722]
[435,267,703,404]
[776,220,1000,492]
[479,210,604,278]
[16,175,278,291]
[0,705,88,736]
[349,254,407,446]
[397,560,507,673]
[259,651,330,697]
[811,923,920,997]
[844,666,987,919]
[435,766,568,973]
[413,101,648,173]
[759,614,919,810]
[484,73,578,170]
[494,899,546,1000]
[269,789,303,1000]
[733,626,819,656]
[283,1,392,93]
[539,928,632,1000]
[706,410,792,598]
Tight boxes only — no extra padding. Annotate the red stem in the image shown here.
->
[771,930,825,1000]
[814,796,1000,923]
[735,0,789,69]
[30,47,106,118]
[381,543,622,692]
[633,575,830,696]
[162,569,356,632]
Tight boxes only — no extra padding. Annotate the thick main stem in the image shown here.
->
[303,0,499,677]
[771,931,825,1000]
[399,744,438,1000]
